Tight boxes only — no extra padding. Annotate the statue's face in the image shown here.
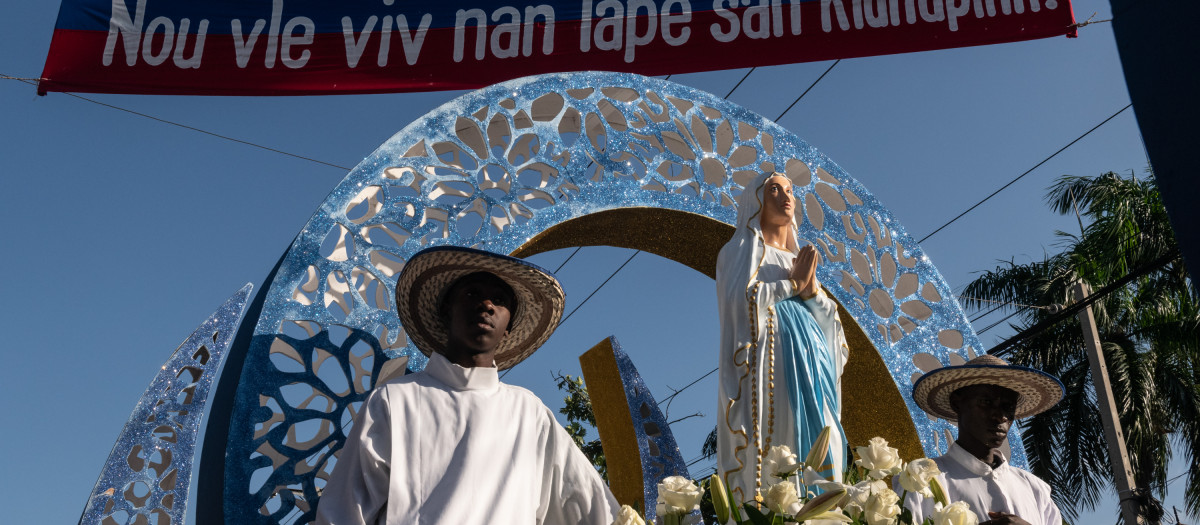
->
[759,175,795,228]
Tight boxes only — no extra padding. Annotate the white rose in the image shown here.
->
[842,479,885,518]
[764,445,802,481]
[656,476,704,516]
[862,487,901,525]
[611,504,646,525]
[764,480,803,516]
[855,437,903,480]
[898,458,942,497]
[932,501,979,525]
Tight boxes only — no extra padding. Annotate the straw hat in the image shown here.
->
[395,246,565,370]
[912,354,1064,421]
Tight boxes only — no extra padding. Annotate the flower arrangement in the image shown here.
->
[612,427,978,525]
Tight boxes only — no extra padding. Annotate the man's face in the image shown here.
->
[759,175,795,228]
[440,272,515,358]
[951,384,1020,451]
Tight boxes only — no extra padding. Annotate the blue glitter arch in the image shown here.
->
[205,71,1011,523]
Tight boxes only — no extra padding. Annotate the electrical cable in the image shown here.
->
[969,302,1008,324]
[977,308,1027,335]
[988,248,1181,356]
[724,68,756,99]
[917,104,1132,244]
[501,250,640,379]
[558,250,640,326]
[2,73,351,171]
[554,247,583,273]
[774,60,840,122]
[657,367,718,406]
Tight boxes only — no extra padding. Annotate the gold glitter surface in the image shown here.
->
[579,338,644,512]
[527,207,924,477]
[512,208,733,278]
[838,305,925,461]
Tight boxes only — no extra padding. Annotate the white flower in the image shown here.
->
[809,478,847,497]
[802,465,829,486]
[611,505,646,525]
[862,487,901,525]
[932,501,979,525]
[855,437,903,480]
[843,479,886,517]
[764,445,802,481]
[898,458,942,497]
[764,480,803,516]
[656,476,704,517]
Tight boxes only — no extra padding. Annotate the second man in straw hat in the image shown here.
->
[907,354,1066,525]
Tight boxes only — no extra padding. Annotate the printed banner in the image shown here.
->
[39,0,1076,96]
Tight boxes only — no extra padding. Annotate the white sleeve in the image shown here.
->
[314,389,393,525]
[1030,473,1063,525]
[803,288,845,356]
[537,409,619,525]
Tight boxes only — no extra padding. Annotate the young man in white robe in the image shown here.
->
[907,354,1066,525]
[315,246,620,524]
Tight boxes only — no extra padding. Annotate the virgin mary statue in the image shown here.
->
[716,171,849,502]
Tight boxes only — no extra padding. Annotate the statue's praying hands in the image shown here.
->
[790,244,820,299]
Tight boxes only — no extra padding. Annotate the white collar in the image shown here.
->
[424,352,500,392]
[946,442,1009,476]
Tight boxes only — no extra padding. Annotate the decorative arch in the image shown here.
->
[203,72,1007,523]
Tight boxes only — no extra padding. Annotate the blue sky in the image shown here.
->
[1,0,1185,523]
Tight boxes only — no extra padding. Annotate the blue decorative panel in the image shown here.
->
[609,337,703,525]
[80,284,252,525]
[205,72,1019,523]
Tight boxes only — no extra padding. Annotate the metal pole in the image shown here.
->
[1074,281,1142,524]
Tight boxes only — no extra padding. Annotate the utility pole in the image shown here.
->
[1074,281,1142,524]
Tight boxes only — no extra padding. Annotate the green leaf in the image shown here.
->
[742,503,772,525]
[928,477,948,507]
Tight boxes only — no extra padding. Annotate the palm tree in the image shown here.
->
[961,170,1199,523]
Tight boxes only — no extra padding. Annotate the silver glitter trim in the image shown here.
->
[80,284,252,525]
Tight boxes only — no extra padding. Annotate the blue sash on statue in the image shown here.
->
[775,296,847,480]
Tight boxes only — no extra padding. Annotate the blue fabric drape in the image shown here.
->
[776,296,847,477]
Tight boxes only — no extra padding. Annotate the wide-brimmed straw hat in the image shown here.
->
[912,354,1064,421]
[395,246,565,370]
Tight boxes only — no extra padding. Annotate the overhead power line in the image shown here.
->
[989,248,1181,356]
[725,67,757,99]
[501,249,641,379]
[553,247,583,273]
[559,250,640,326]
[918,104,1133,244]
[775,60,840,122]
[2,73,351,171]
